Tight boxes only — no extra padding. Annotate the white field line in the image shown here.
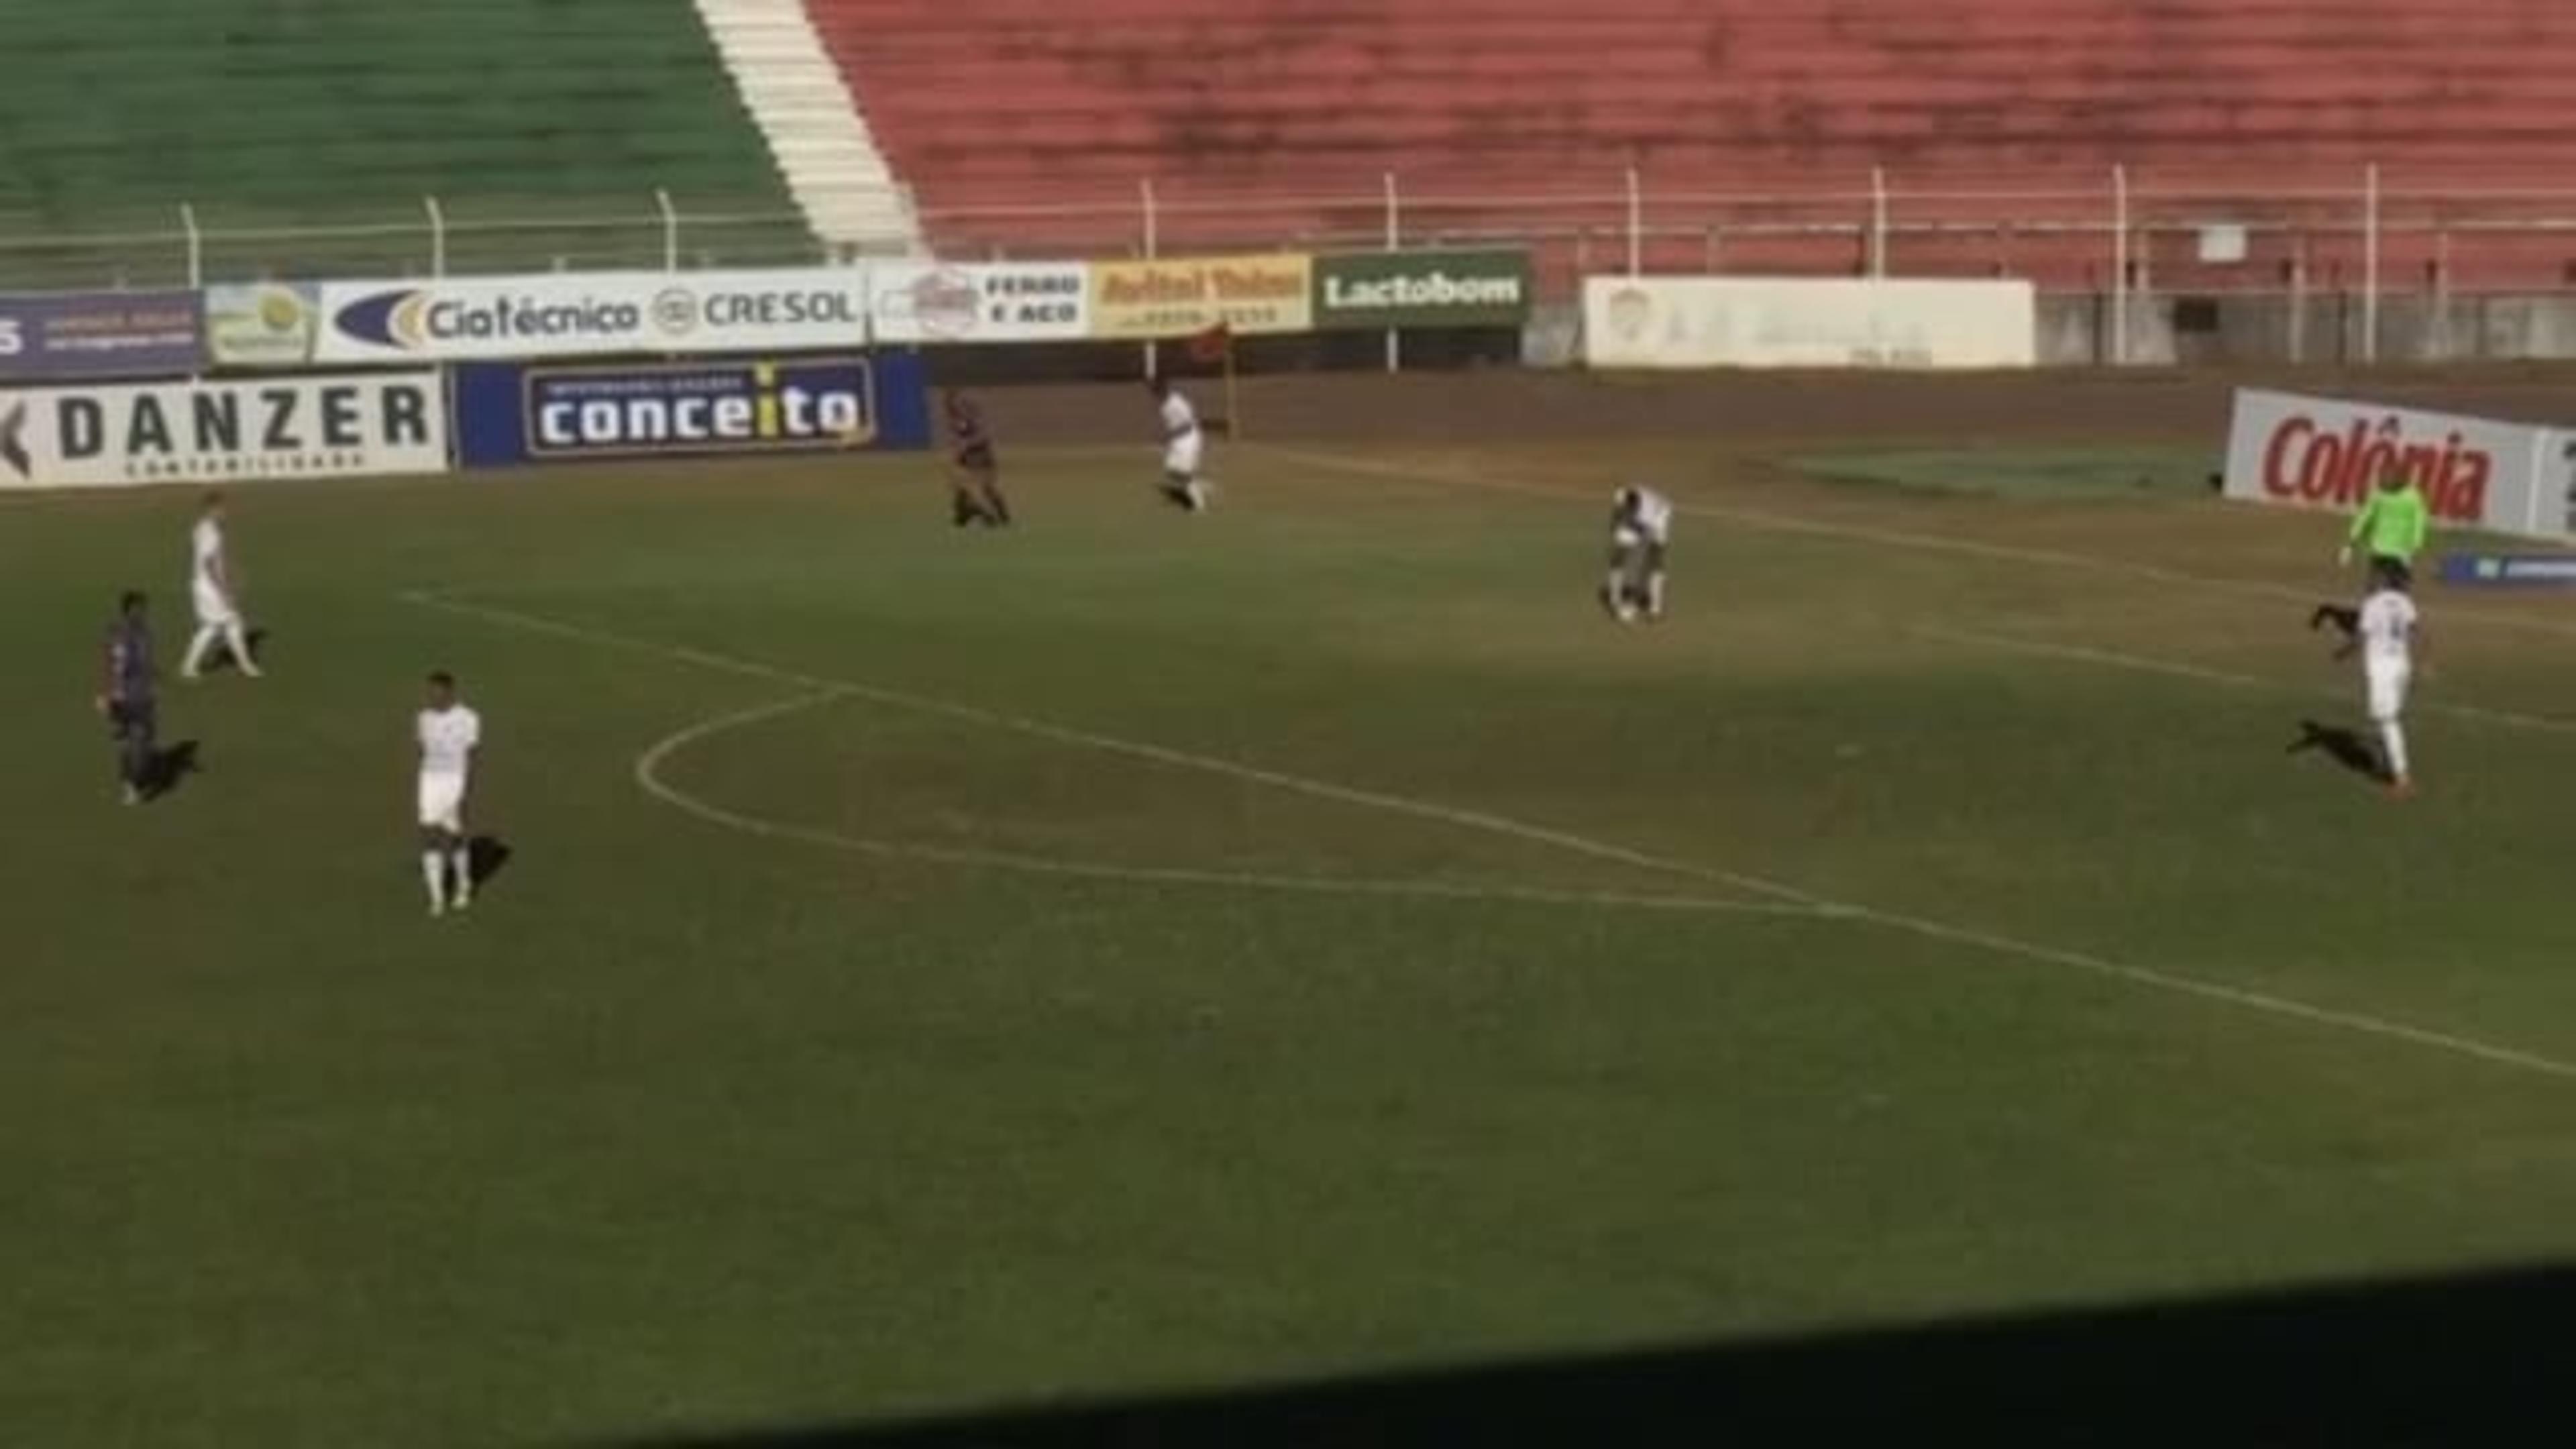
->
[1919,624,2576,737]
[1254,444,2576,645]
[639,692,1829,918]
[401,590,1822,908]
[407,589,2576,1082]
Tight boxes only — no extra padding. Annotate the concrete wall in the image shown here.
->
[2037,293,2576,367]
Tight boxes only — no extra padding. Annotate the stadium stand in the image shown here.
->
[808,0,2576,291]
[0,0,808,288]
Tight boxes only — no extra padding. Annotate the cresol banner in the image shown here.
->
[0,290,203,380]
[2222,388,2576,540]
[311,268,870,364]
[1087,254,1312,339]
[870,262,1089,343]
[451,353,932,468]
[0,372,447,488]
[1311,249,1532,330]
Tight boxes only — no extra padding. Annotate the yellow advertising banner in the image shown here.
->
[1087,254,1313,339]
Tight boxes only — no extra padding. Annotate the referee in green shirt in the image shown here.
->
[2315,466,2430,640]
[2340,466,2430,584]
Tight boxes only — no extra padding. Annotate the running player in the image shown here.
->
[943,390,1012,528]
[417,671,484,916]
[182,491,262,680]
[97,590,159,806]
[2337,559,2422,797]
[1150,376,1210,513]
[1603,484,1674,622]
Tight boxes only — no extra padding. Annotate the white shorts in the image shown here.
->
[417,772,468,833]
[1164,431,1204,478]
[193,582,238,629]
[2367,662,2410,722]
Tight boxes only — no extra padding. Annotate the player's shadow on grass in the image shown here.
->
[144,739,200,800]
[595,1263,2576,1448]
[466,834,514,894]
[2288,718,2385,786]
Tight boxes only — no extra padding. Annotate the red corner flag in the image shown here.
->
[1185,321,1232,366]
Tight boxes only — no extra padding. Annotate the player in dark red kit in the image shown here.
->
[943,390,1012,528]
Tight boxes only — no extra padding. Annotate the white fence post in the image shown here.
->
[2110,164,2130,366]
[1140,177,1159,381]
[423,196,446,278]
[1870,166,1888,278]
[2361,163,2381,364]
[1383,170,1401,374]
[655,188,680,272]
[178,203,202,288]
[1625,165,1643,277]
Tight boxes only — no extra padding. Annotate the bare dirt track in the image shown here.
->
[981,366,2576,450]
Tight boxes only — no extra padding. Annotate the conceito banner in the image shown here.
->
[1087,254,1313,339]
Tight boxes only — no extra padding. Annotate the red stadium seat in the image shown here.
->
[806,0,2576,292]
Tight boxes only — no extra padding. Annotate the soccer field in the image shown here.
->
[9,372,2576,1445]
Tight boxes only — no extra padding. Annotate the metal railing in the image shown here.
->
[9,165,2575,338]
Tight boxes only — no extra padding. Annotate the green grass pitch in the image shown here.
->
[7,425,2576,1444]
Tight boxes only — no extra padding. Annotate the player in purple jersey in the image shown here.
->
[943,390,1012,527]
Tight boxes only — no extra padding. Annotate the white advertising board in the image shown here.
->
[1584,276,2037,369]
[869,262,1090,343]
[0,372,448,488]
[312,268,870,364]
[2222,388,2576,540]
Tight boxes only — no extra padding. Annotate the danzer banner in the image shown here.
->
[1310,249,1532,330]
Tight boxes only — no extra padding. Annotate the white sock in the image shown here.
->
[182,625,219,677]
[2379,719,2410,782]
[225,623,260,675]
[1186,478,1209,511]
[1646,571,1667,615]
[423,851,447,910]
[450,849,473,903]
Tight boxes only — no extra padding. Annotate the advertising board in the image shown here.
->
[2222,388,2576,540]
[870,262,1089,343]
[0,372,447,488]
[1088,254,1312,339]
[0,289,203,380]
[451,354,931,468]
[1311,249,1532,330]
[1582,277,2037,369]
[313,268,870,364]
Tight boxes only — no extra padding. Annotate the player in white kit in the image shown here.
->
[1603,484,1674,622]
[1150,376,1210,513]
[181,492,262,680]
[2342,561,2422,796]
[417,671,484,915]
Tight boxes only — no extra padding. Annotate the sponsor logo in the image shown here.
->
[205,283,321,368]
[336,288,650,352]
[0,376,445,487]
[1605,286,1654,342]
[1089,254,1313,337]
[2257,413,2490,523]
[1324,270,1523,311]
[0,401,26,477]
[524,359,875,458]
[900,268,981,340]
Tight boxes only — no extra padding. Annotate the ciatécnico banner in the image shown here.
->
[452,354,931,467]
[315,269,871,365]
